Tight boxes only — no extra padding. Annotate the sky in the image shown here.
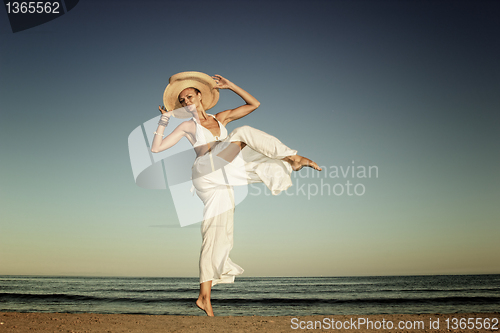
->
[0,0,499,278]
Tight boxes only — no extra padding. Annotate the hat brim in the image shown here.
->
[163,72,219,114]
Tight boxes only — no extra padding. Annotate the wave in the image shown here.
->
[2,292,498,306]
[212,296,500,305]
[0,293,191,303]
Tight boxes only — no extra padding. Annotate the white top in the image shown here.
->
[192,114,228,147]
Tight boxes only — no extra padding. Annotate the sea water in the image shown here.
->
[0,275,498,316]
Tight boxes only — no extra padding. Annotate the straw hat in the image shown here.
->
[163,71,219,112]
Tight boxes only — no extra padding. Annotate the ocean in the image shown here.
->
[0,275,498,316]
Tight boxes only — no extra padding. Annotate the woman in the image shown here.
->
[151,72,321,316]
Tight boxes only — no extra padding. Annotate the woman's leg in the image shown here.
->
[196,281,214,316]
[218,126,322,171]
[195,186,243,316]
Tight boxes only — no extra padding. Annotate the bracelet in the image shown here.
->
[158,114,170,127]
[154,132,164,137]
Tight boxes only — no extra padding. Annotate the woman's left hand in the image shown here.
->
[212,74,233,90]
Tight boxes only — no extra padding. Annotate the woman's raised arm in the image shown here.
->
[212,75,260,126]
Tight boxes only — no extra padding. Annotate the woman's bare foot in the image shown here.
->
[196,296,214,317]
[284,155,322,171]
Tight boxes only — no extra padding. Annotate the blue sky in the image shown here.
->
[1,0,499,277]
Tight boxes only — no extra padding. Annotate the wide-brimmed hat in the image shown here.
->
[163,71,219,112]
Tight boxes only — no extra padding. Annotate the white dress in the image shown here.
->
[191,115,297,286]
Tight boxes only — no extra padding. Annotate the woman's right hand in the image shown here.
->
[159,105,171,115]
[159,106,175,120]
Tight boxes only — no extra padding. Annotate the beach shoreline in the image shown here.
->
[1,312,498,332]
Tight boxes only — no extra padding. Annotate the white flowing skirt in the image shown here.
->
[192,126,297,286]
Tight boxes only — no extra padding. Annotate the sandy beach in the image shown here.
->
[0,312,498,332]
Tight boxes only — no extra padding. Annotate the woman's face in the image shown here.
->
[178,88,202,109]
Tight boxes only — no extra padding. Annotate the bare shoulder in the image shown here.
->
[177,119,196,132]
[173,119,196,144]
[214,109,233,126]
